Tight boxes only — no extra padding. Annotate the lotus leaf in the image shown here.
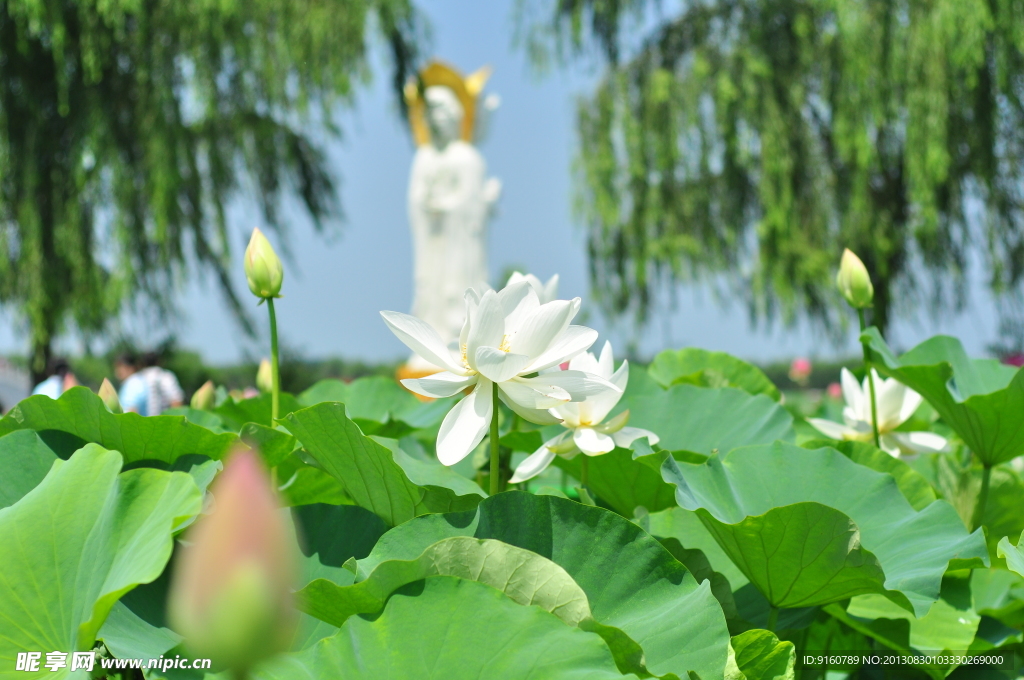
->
[661,442,988,615]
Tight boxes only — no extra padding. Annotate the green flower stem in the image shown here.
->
[857,308,881,448]
[766,605,779,633]
[580,456,589,489]
[267,297,281,490]
[267,297,280,424]
[490,381,500,496]
[971,464,992,532]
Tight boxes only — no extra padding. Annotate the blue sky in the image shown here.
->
[3,0,1004,365]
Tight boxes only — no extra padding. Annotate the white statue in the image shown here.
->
[402,62,501,375]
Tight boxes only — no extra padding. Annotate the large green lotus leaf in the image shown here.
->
[628,385,795,454]
[997,531,1024,578]
[282,403,484,526]
[972,569,1024,631]
[299,537,590,627]
[162,406,231,432]
[649,348,781,401]
[803,439,937,511]
[661,442,988,615]
[239,422,298,467]
[289,504,389,651]
[252,576,634,680]
[0,387,237,465]
[863,329,1024,466]
[298,377,446,437]
[96,601,182,662]
[552,447,676,516]
[0,445,202,679]
[725,629,795,680]
[0,430,59,508]
[275,454,349,507]
[213,392,303,430]
[657,537,739,621]
[824,578,979,679]
[642,506,750,590]
[353,491,730,680]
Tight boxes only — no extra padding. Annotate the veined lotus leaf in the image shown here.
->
[628,385,795,454]
[0,387,237,465]
[0,445,202,679]
[289,504,389,651]
[251,577,635,680]
[863,329,1024,466]
[298,537,590,626]
[997,531,1024,579]
[283,402,485,526]
[649,348,781,401]
[725,629,795,680]
[350,491,730,680]
[213,392,303,430]
[298,377,421,434]
[0,430,60,508]
[803,439,936,511]
[661,442,988,615]
[552,447,676,516]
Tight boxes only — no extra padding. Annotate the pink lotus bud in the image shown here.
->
[788,357,813,386]
[167,449,296,673]
[827,382,843,400]
[98,378,122,413]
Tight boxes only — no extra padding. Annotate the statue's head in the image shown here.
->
[424,86,463,148]
[405,61,492,148]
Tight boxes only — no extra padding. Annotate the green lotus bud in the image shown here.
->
[98,378,122,414]
[244,228,283,300]
[167,449,296,673]
[256,359,273,394]
[191,380,216,410]
[836,248,874,309]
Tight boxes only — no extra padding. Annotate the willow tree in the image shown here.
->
[0,0,422,380]
[524,0,1024,335]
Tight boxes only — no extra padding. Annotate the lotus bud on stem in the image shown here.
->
[191,380,216,410]
[167,448,297,675]
[837,248,881,448]
[98,378,122,414]
[244,228,283,425]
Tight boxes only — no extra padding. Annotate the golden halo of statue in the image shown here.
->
[404,60,491,146]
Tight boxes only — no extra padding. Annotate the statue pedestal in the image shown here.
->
[396,364,442,402]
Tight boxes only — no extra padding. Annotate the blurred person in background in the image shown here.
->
[31,358,78,398]
[139,351,185,416]
[115,353,147,414]
[117,351,184,416]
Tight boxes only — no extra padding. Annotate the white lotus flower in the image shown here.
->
[807,368,948,459]
[506,271,559,304]
[510,341,659,483]
[381,281,619,465]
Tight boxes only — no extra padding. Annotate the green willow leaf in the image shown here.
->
[283,403,484,526]
[252,577,634,680]
[0,387,237,465]
[863,329,1024,466]
[0,445,202,677]
[628,385,794,454]
[0,430,59,508]
[725,630,795,680]
[661,442,988,615]
[354,491,730,680]
[649,348,781,401]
